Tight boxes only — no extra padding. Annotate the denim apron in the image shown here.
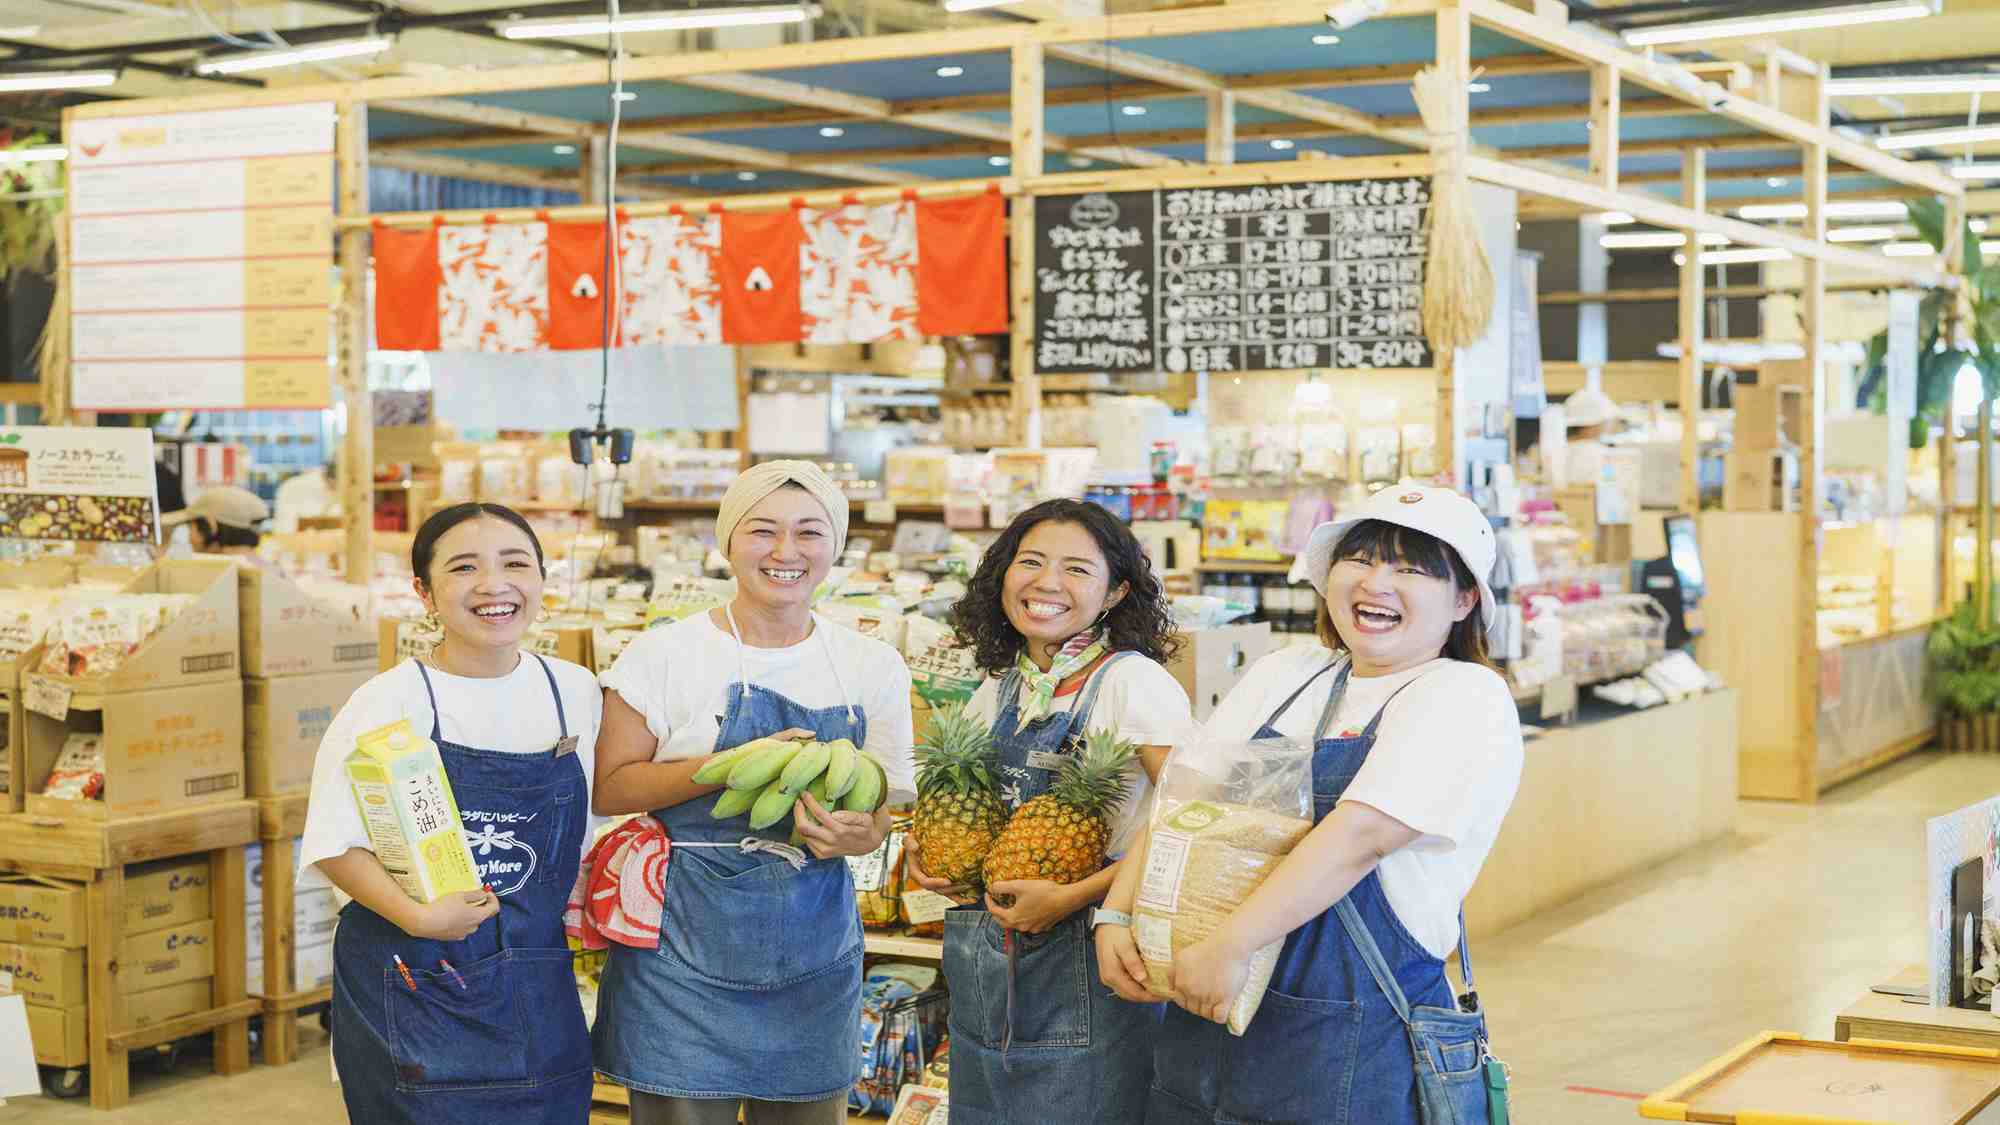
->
[1150,658,1492,1125]
[944,651,1163,1125]
[331,655,592,1125]
[593,612,867,1102]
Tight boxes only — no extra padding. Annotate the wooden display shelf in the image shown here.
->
[1835,986,2000,1053]
[253,792,319,1068]
[1193,560,1293,575]
[863,932,944,961]
[0,801,256,1110]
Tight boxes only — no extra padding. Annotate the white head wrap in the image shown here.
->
[714,459,849,557]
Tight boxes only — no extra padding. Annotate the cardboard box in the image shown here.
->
[239,567,378,679]
[127,978,212,1028]
[26,1001,86,1067]
[21,678,244,820]
[347,720,480,902]
[0,876,86,947]
[1724,447,1800,513]
[246,669,370,795]
[120,918,215,994]
[247,888,337,952]
[31,558,239,695]
[127,856,212,934]
[250,938,333,996]
[378,616,589,674]
[1165,622,1280,721]
[0,942,85,1007]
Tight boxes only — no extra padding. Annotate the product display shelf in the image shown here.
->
[252,791,326,1068]
[1192,560,1294,576]
[589,1079,892,1123]
[0,800,258,1110]
[863,932,943,961]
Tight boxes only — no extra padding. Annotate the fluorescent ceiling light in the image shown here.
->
[1765,176,1788,187]
[195,36,390,74]
[943,0,1021,10]
[737,171,758,181]
[1736,200,1908,220]
[501,4,815,38]
[936,65,964,77]
[1622,0,1934,47]
[1598,211,1635,225]
[1876,123,2000,151]
[1825,225,1898,242]
[1829,74,2000,96]
[988,155,1010,167]
[1121,105,1147,116]
[1467,82,1491,93]
[1702,247,1793,265]
[1269,139,1295,151]
[1312,33,1341,44]
[819,126,844,138]
[1601,231,1688,249]
[1951,163,2000,180]
[0,145,65,164]
[552,144,578,155]
[0,69,117,92]
[1882,241,1935,256]
[613,91,637,101]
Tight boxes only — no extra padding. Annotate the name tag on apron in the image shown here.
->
[554,735,579,757]
[1026,749,1068,772]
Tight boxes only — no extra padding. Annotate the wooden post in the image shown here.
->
[1010,43,1044,450]
[1679,147,1706,513]
[210,844,250,1075]
[86,866,127,1110]
[581,137,608,204]
[1205,91,1236,165]
[734,347,752,458]
[1793,65,1828,801]
[1943,428,1959,613]
[1435,0,1470,483]
[336,101,375,583]
[1589,65,1620,191]
[260,833,301,1065]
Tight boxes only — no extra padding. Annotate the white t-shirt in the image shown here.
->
[1203,645,1522,959]
[297,656,605,891]
[965,654,1194,859]
[599,611,916,804]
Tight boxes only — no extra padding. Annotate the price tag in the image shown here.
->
[864,500,898,525]
[846,831,899,893]
[24,676,70,722]
[902,888,952,926]
[0,969,13,995]
[1538,675,1577,724]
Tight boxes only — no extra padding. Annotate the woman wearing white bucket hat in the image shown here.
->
[1094,484,1523,1125]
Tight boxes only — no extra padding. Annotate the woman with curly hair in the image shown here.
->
[908,498,1192,1125]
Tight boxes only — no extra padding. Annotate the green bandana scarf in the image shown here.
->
[1014,630,1107,732]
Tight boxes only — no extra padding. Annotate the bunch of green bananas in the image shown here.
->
[694,736,888,831]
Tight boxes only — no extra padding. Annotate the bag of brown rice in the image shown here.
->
[1133,735,1314,1036]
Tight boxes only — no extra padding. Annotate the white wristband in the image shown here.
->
[1091,908,1133,930]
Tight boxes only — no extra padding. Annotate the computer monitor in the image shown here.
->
[1663,514,1705,602]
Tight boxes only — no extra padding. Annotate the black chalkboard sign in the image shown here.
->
[1031,177,1433,375]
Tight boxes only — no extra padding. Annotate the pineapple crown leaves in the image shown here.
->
[915,701,1000,798]
[1048,726,1139,818]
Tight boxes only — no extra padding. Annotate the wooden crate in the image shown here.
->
[0,800,258,1110]
[251,792,328,1068]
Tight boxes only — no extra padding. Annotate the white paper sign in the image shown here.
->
[1886,290,1920,517]
[0,994,42,1099]
[24,677,71,722]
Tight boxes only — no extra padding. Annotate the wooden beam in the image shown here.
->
[71,0,1444,119]
[372,150,578,192]
[1012,42,1043,451]
[629,133,919,186]
[1437,0,1469,481]
[336,101,372,588]
[1464,0,1963,198]
[1206,91,1236,165]
[1678,146,1704,513]
[1794,63,1828,800]
[374,97,587,139]
[1589,64,1618,191]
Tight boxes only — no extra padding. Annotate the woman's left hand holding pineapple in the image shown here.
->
[985,878,1087,934]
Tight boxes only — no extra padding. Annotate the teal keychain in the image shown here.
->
[1484,1051,1512,1125]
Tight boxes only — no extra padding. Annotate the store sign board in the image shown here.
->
[67,103,335,412]
[1032,178,1431,375]
[1886,290,1919,516]
[0,426,158,543]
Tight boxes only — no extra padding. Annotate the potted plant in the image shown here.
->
[1930,601,2000,750]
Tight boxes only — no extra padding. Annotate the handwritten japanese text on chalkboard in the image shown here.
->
[1032,177,1431,374]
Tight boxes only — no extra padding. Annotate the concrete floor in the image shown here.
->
[5,748,1997,1123]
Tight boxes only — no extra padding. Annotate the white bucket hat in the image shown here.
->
[1287,484,1498,628]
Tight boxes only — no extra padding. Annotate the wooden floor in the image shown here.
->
[6,748,1998,1124]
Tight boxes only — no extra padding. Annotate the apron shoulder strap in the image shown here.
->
[413,659,444,742]
[533,654,569,739]
[1269,655,1342,734]
[1068,650,1135,730]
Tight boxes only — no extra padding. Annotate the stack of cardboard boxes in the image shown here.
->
[1724,360,1806,513]
[0,858,217,1068]
[244,840,335,996]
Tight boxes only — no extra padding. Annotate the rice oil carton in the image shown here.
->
[345,720,479,903]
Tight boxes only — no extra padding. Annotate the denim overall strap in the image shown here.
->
[1261,656,1343,736]
[412,654,570,743]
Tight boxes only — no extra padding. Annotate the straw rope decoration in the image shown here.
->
[1410,65,1495,355]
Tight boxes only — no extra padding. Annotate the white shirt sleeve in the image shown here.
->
[1339,662,1524,854]
[1202,647,1327,742]
[1094,657,1195,749]
[860,640,916,804]
[599,627,675,745]
[296,670,418,890]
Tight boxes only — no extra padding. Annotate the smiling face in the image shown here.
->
[1322,527,1477,678]
[416,516,545,652]
[728,485,837,611]
[1000,520,1129,663]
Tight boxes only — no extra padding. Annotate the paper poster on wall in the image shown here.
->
[0,426,159,543]
[1926,797,2000,1007]
[67,103,335,411]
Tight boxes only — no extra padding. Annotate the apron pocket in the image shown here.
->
[945,912,1089,1049]
[1409,1007,1490,1125]
[658,852,859,990]
[515,948,592,1083]
[1218,989,1360,1124]
[386,951,530,1092]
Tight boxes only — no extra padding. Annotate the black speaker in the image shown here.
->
[609,428,634,465]
[569,428,593,466]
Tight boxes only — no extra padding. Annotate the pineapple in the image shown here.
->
[983,727,1137,904]
[912,703,1007,889]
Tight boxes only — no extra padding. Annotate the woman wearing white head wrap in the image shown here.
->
[591,460,915,1125]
